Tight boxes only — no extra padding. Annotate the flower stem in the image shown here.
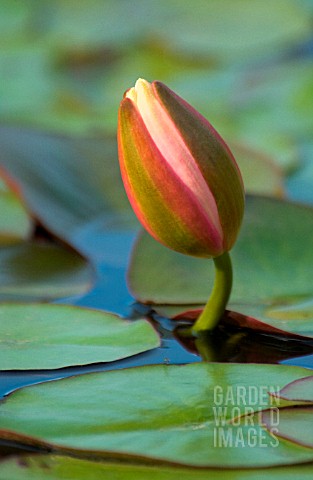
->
[192,251,232,335]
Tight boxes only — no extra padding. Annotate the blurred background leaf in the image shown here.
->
[1,0,312,172]
[0,126,136,246]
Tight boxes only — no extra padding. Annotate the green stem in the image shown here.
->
[192,251,233,335]
[194,334,216,361]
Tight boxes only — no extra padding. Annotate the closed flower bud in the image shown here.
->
[117,78,244,258]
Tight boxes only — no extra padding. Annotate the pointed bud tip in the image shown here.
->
[124,87,137,103]
[135,78,148,88]
[125,79,153,103]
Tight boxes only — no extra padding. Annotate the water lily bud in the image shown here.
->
[118,79,245,258]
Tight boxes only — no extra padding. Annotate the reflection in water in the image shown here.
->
[174,320,313,365]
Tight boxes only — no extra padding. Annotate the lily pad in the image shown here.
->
[224,301,313,339]
[0,303,160,370]
[0,364,312,467]
[0,126,136,248]
[262,407,313,449]
[261,375,313,449]
[0,240,93,301]
[270,375,313,405]
[128,196,313,338]
[1,455,313,480]
[0,176,31,245]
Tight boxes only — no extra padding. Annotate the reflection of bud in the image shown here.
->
[118,79,245,258]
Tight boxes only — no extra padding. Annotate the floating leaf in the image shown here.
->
[262,407,313,449]
[0,240,93,301]
[262,375,313,449]
[224,301,313,339]
[270,375,313,405]
[0,127,137,248]
[0,303,159,370]
[128,196,313,338]
[0,364,312,467]
[1,454,313,480]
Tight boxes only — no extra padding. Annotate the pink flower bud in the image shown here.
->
[118,79,244,258]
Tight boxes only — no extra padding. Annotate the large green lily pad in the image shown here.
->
[273,375,313,405]
[128,196,313,338]
[0,241,93,301]
[0,303,160,370]
[261,375,313,449]
[262,407,313,450]
[0,363,312,467]
[1,454,313,480]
